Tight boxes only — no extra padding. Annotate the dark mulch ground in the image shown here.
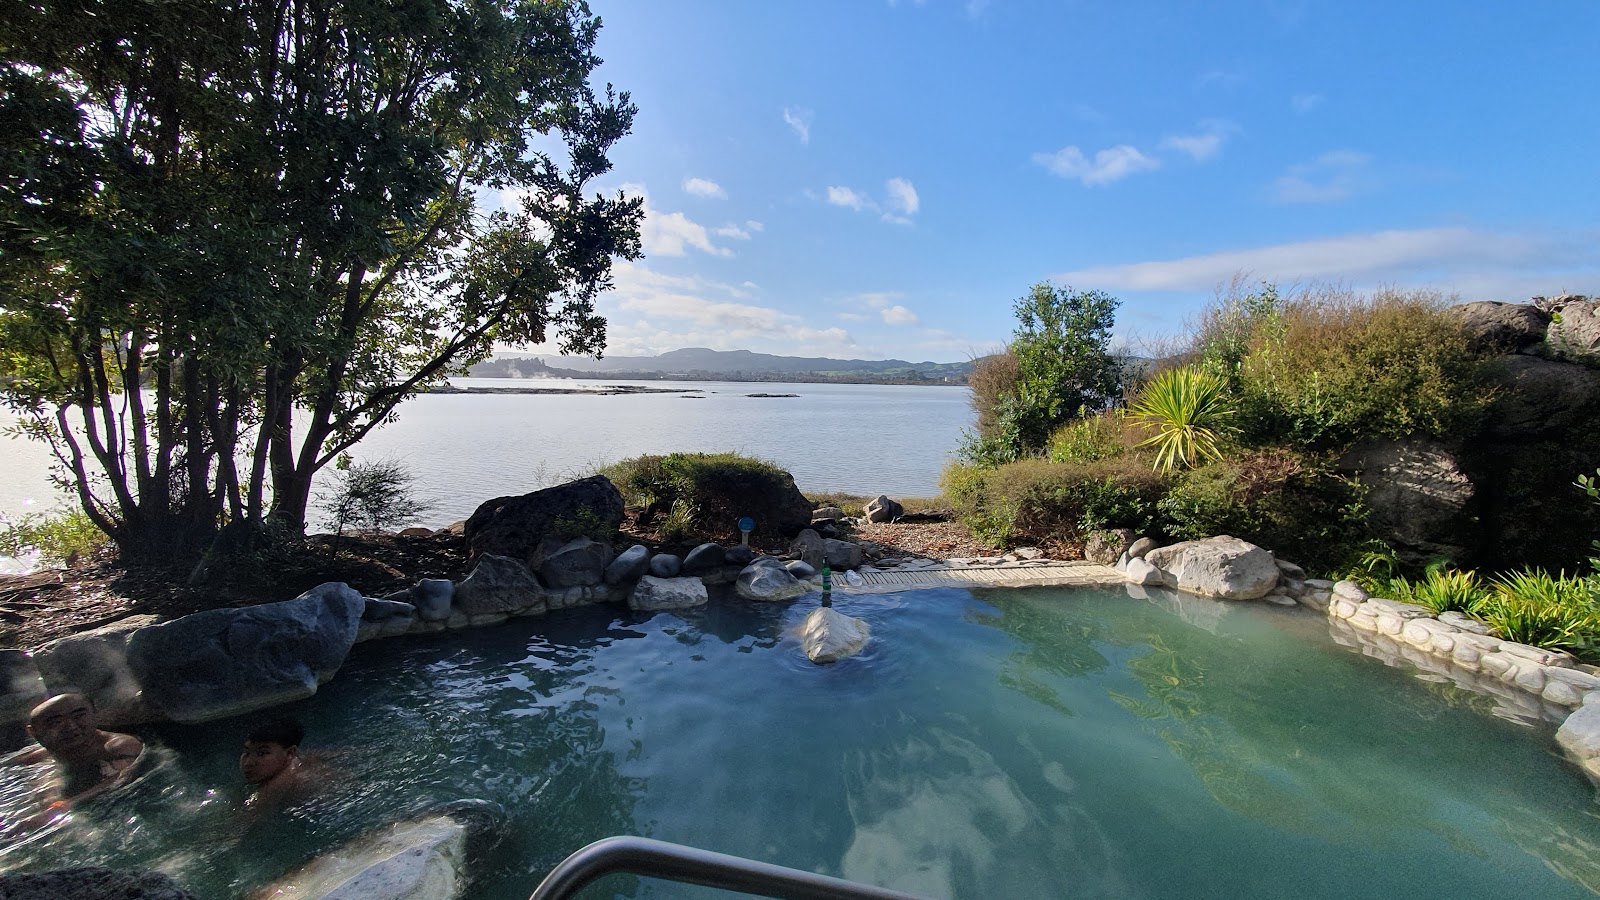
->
[0,510,1028,652]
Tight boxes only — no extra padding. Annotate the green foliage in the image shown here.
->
[1047,412,1130,464]
[1194,286,1495,449]
[943,457,1167,550]
[0,507,109,567]
[600,452,804,541]
[1159,450,1373,574]
[0,0,643,559]
[1579,469,1600,573]
[1480,570,1600,658]
[316,459,430,537]
[1129,365,1238,473]
[550,507,613,543]
[1400,567,1490,615]
[964,283,1124,462]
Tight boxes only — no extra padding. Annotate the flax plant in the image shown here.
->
[1130,366,1238,474]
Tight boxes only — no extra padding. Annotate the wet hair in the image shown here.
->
[246,718,305,749]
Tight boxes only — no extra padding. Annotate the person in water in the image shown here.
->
[240,718,314,806]
[3,692,144,820]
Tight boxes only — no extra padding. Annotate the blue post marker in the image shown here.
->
[737,516,754,546]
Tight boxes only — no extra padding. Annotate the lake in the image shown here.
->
[0,379,975,528]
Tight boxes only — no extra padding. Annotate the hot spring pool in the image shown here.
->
[4,584,1600,898]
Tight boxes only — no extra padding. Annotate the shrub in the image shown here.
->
[0,507,109,567]
[600,452,811,541]
[1480,570,1600,659]
[1128,365,1238,473]
[943,456,1168,550]
[317,458,431,538]
[1158,449,1372,573]
[1405,568,1490,615]
[1047,411,1133,464]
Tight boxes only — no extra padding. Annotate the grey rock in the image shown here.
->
[725,544,756,566]
[463,474,625,567]
[1084,528,1135,566]
[1333,580,1370,602]
[682,543,727,574]
[33,617,159,727]
[1484,354,1600,439]
[1274,559,1308,581]
[411,579,454,622]
[648,553,682,577]
[540,537,613,588]
[126,583,363,723]
[1,650,45,724]
[785,560,817,578]
[812,506,846,521]
[258,812,472,900]
[628,575,708,611]
[604,545,651,585]
[1439,610,1494,635]
[1450,300,1551,353]
[0,868,198,900]
[800,607,871,663]
[822,539,865,570]
[1337,438,1475,563]
[735,562,808,602]
[1545,298,1600,365]
[1143,536,1280,600]
[1126,537,1159,560]
[1125,558,1163,586]
[1014,547,1044,560]
[454,555,547,617]
[789,529,826,571]
[362,598,417,621]
[864,495,904,524]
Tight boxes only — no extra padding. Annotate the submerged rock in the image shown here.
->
[629,576,708,611]
[800,607,871,663]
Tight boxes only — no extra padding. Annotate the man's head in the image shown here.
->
[241,718,304,786]
[27,693,97,756]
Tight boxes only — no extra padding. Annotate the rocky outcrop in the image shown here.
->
[539,537,612,588]
[0,869,197,900]
[628,576,708,611]
[1544,297,1600,365]
[126,583,363,723]
[1337,438,1475,563]
[1452,300,1551,353]
[1084,528,1135,566]
[864,495,903,524]
[1483,355,1600,439]
[462,475,624,567]
[1143,536,1278,600]
[453,555,546,618]
[800,607,871,663]
[735,559,808,602]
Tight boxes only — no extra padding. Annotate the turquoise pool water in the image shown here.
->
[4,585,1600,898]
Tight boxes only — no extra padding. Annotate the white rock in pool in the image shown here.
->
[801,607,871,664]
[260,813,467,899]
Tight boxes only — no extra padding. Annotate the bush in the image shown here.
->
[943,456,1168,550]
[0,507,109,567]
[1480,570,1600,659]
[600,452,812,541]
[1047,411,1136,464]
[1128,365,1238,473]
[1195,285,1496,449]
[317,458,431,538]
[1158,449,1373,573]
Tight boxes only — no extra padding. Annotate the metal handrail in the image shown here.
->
[527,835,933,900]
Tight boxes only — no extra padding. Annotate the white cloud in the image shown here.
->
[1032,144,1160,186]
[838,311,871,322]
[1053,227,1600,298]
[1270,150,1372,204]
[885,177,920,215]
[623,183,733,258]
[783,107,814,144]
[714,223,752,240]
[881,305,920,325]
[683,177,726,199]
[827,185,868,210]
[1161,121,1234,162]
[1291,92,1324,114]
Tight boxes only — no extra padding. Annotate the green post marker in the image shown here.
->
[821,561,832,608]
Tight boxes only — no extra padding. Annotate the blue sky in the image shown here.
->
[508,0,1599,363]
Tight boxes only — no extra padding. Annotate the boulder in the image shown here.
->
[681,543,727,574]
[462,475,625,567]
[648,553,681,578]
[411,579,454,622]
[0,869,198,900]
[453,555,546,617]
[1143,536,1279,600]
[1544,297,1600,365]
[628,576,708,611]
[363,598,416,621]
[812,506,846,521]
[735,562,809,602]
[785,560,817,579]
[539,537,613,589]
[256,806,491,900]
[789,529,825,571]
[1337,438,1475,563]
[604,545,651,585]
[126,583,363,723]
[1084,528,1135,566]
[1483,354,1600,440]
[864,495,904,524]
[1450,300,1551,354]
[1126,537,1159,560]
[33,616,159,727]
[725,544,755,566]
[800,607,871,663]
[810,520,839,539]
[822,539,865,571]
[0,650,46,750]
[1124,558,1163,586]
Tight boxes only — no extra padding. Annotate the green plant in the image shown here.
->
[658,498,699,543]
[600,452,809,541]
[1129,365,1237,473]
[1480,570,1600,658]
[942,456,1168,550]
[316,458,431,539]
[1047,412,1129,464]
[0,507,109,567]
[1578,469,1600,573]
[1406,568,1489,615]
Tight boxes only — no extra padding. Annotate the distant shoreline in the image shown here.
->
[426,384,701,396]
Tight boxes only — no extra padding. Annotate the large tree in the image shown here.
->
[0,0,642,559]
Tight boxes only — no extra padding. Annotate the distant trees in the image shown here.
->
[964,283,1125,463]
[0,0,642,561]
